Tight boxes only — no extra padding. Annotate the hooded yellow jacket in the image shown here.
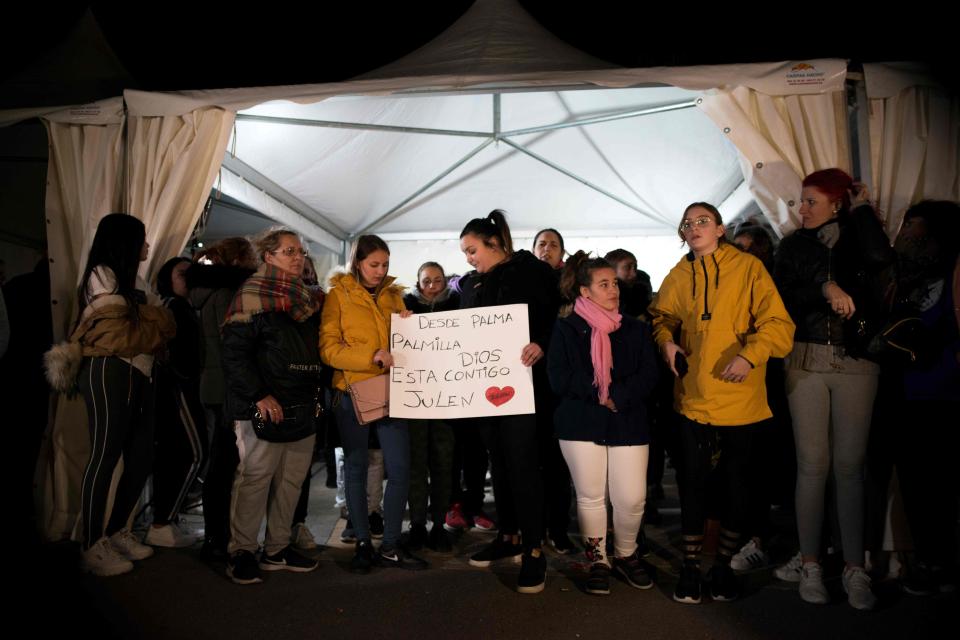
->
[320,272,406,391]
[649,243,795,426]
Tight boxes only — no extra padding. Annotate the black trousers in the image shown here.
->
[152,370,205,524]
[201,404,239,548]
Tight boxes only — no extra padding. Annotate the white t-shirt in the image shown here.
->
[84,265,159,377]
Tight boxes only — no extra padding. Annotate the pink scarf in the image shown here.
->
[574,296,622,404]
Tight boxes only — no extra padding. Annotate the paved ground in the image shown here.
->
[25,464,954,639]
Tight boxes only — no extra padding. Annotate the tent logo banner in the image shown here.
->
[786,63,827,88]
[388,304,535,419]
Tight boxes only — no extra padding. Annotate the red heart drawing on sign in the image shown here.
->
[485,386,515,407]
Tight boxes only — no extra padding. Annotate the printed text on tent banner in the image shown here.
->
[389,304,534,419]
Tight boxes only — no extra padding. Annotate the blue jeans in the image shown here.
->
[335,393,410,546]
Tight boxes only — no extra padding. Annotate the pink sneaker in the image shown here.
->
[444,503,469,532]
[471,511,496,531]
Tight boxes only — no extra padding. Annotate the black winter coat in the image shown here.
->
[547,311,658,446]
[221,311,322,422]
[774,205,895,356]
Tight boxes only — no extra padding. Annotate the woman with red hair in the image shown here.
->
[774,169,895,610]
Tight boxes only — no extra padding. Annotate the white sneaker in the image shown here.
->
[799,562,829,604]
[843,566,877,611]
[84,537,134,576]
[145,522,199,548]
[730,539,769,571]
[292,523,318,550]
[774,552,804,582]
[110,529,155,560]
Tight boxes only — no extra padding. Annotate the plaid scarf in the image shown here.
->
[223,263,320,325]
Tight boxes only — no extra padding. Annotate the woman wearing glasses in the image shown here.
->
[221,228,323,584]
[649,203,794,604]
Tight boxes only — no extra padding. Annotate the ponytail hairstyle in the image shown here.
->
[558,250,613,302]
[802,168,854,218]
[460,209,514,255]
[76,213,147,324]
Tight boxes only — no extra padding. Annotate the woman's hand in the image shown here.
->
[399,310,413,319]
[602,397,618,412]
[521,342,544,367]
[720,355,752,383]
[256,395,283,423]
[373,349,394,369]
[823,281,856,319]
[661,341,687,377]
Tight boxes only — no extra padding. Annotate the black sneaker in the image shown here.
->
[227,550,263,585]
[517,548,547,594]
[902,562,938,596]
[673,564,702,604]
[612,551,654,590]
[636,528,651,558]
[427,523,453,552]
[405,523,428,550]
[708,563,740,602]
[546,531,578,555]
[369,512,384,539]
[584,562,611,596]
[351,540,375,575]
[468,536,523,567]
[379,543,428,570]
[259,546,318,573]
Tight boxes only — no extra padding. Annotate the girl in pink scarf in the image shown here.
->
[548,251,659,597]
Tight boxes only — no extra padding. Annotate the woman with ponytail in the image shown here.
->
[458,209,562,594]
[547,251,659,595]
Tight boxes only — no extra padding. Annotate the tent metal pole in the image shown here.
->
[221,152,348,240]
[493,93,501,136]
[499,138,664,225]
[235,113,489,138]
[845,70,872,191]
[358,138,496,234]
[499,100,697,137]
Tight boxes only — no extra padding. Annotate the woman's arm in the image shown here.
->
[739,266,796,366]
[220,319,269,406]
[608,322,659,411]
[319,289,379,372]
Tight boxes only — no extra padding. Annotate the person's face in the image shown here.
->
[264,234,306,277]
[460,233,506,274]
[358,249,390,288]
[534,231,563,269]
[171,261,190,298]
[799,187,839,229]
[418,266,446,300]
[614,258,637,284]
[139,239,150,262]
[580,267,620,312]
[734,234,753,252]
[680,207,724,258]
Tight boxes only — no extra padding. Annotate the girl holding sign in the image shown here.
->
[547,251,659,595]
[459,210,562,594]
[321,235,426,573]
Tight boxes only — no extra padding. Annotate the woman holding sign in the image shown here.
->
[547,251,659,595]
[459,209,562,594]
[648,202,794,604]
[321,235,427,573]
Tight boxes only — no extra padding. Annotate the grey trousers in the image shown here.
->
[786,346,878,566]
[228,420,316,555]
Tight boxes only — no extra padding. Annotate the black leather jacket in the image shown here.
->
[774,205,895,355]
[221,311,322,421]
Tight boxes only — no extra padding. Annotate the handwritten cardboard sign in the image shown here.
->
[388,304,535,419]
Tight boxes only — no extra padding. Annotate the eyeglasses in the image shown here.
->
[679,215,714,233]
[273,247,309,258]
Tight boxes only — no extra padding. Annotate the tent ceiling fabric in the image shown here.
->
[232,86,741,237]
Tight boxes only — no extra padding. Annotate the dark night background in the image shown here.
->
[1,1,956,101]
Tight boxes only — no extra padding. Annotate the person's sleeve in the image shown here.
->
[220,319,269,405]
[773,239,827,313]
[319,289,377,372]
[739,267,796,366]
[609,322,659,412]
[850,204,896,271]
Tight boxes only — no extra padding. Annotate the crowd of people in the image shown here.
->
[16,167,958,608]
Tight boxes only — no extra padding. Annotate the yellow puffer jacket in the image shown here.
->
[320,271,406,391]
[649,243,795,426]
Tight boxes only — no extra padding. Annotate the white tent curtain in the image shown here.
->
[865,75,960,239]
[698,86,849,237]
[126,108,236,278]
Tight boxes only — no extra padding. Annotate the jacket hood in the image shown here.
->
[409,285,454,307]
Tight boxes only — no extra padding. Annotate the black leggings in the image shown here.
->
[152,371,204,524]
[79,356,156,548]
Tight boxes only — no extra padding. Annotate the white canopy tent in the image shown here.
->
[9,0,955,542]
